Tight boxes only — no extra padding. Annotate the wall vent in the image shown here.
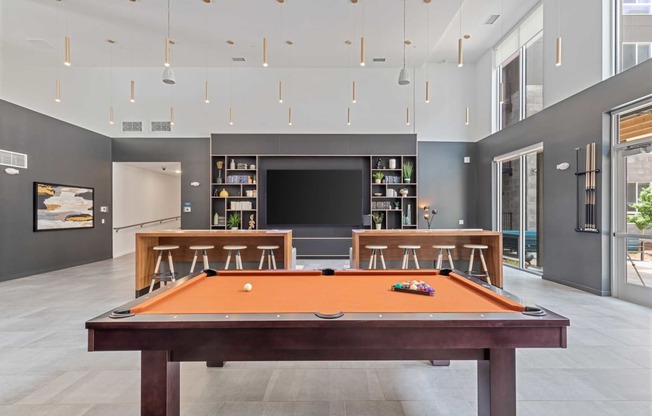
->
[0,149,28,169]
[485,15,500,25]
[122,121,143,132]
[232,57,246,62]
[151,121,172,132]
[372,57,386,63]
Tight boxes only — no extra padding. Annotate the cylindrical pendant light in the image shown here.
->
[556,36,562,67]
[347,107,352,125]
[164,38,170,67]
[109,106,114,124]
[457,38,463,67]
[130,80,135,102]
[64,36,71,66]
[204,81,210,104]
[556,0,562,67]
[352,81,357,103]
[263,37,268,67]
[278,80,283,103]
[360,36,365,67]
[425,81,430,104]
[288,107,292,126]
[229,107,234,125]
[465,106,470,125]
[170,107,175,126]
[55,79,61,102]
[406,107,410,126]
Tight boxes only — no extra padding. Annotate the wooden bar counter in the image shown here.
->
[352,229,504,287]
[135,230,293,297]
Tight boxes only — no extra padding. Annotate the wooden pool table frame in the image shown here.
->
[87,270,568,416]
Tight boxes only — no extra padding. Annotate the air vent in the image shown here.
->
[0,149,28,169]
[373,57,386,63]
[151,121,172,132]
[485,14,500,25]
[232,57,246,62]
[122,121,143,132]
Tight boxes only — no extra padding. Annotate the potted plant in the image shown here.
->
[371,212,384,230]
[372,172,384,184]
[227,212,241,230]
[402,161,414,183]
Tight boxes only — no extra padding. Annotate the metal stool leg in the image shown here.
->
[202,250,210,270]
[167,250,176,282]
[379,249,386,270]
[189,250,199,273]
[402,249,409,269]
[225,250,232,270]
[412,249,420,269]
[267,251,272,270]
[469,248,476,274]
[436,249,443,269]
[479,249,491,285]
[258,250,266,270]
[368,250,375,269]
[236,250,243,270]
[446,249,455,269]
[271,250,277,269]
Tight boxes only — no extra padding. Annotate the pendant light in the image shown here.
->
[398,0,410,85]
[55,79,61,103]
[464,68,470,126]
[358,0,365,66]
[203,3,210,103]
[55,0,61,103]
[278,2,284,102]
[457,0,463,68]
[556,0,562,66]
[128,0,136,102]
[406,107,410,126]
[63,0,71,66]
[278,81,283,103]
[287,40,294,126]
[288,107,292,126]
[347,107,352,126]
[498,0,504,104]
[162,0,175,84]
[170,87,175,126]
[425,0,430,102]
[108,39,115,124]
[263,37,268,67]
[228,40,234,125]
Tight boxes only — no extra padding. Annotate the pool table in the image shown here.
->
[86,269,569,416]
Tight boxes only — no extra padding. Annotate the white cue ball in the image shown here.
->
[243,283,253,292]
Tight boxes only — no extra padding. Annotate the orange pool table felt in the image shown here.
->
[131,270,524,315]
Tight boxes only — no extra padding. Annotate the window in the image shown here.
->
[627,182,651,213]
[495,5,543,131]
[617,1,652,72]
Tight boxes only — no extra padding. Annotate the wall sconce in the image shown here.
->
[423,206,438,229]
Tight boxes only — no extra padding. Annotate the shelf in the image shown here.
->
[227,209,257,211]
[371,169,402,172]
[227,169,256,172]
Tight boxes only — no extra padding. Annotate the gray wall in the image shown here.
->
[476,59,652,295]
[0,100,112,282]
[112,138,210,229]
[417,142,478,229]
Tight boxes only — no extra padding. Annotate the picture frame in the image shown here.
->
[33,182,94,231]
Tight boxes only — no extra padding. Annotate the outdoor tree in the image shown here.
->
[628,186,652,231]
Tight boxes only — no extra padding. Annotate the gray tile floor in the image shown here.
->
[0,255,650,416]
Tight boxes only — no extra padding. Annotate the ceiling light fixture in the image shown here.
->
[398,0,410,85]
[263,37,268,67]
[228,40,234,125]
[55,1,61,103]
[55,79,61,103]
[170,107,175,126]
[425,0,430,103]
[556,0,562,66]
[352,81,357,103]
[203,4,210,103]
[347,107,352,125]
[129,0,136,102]
[162,0,175,84]
[278,2,284,103]
[63,0,71,66]
[457,0,463,68]
[358,0,365,67]
[204,81,210,104]
[406,107,410,126]
[499,0,504,104]
[278,81,283,103]
[288,107,292,126]
[108,39,115,124]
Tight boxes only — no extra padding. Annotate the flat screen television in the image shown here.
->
[266,169,363,226]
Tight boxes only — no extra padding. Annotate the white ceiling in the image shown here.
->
[0,0,540,138]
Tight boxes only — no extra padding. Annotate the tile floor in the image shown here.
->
[0,255,650,416]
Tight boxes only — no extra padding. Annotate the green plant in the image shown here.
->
[372,172,384,180]
[227,212,241,229]
[371,212,384,224]
[402,161,414,179]
[628,186,652,231]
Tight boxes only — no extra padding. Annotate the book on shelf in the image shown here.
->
[226,175,252,184]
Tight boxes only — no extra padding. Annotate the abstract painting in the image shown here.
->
[34,182,94,231]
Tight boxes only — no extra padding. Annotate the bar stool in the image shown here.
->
[398,245,420,269]
[366,245,387,269]
[149,245,179,293]
[463,244,492,285]
[257,245,279,270]
[189,245,214,273]
[433,244,456,270]
[223,245,247,270]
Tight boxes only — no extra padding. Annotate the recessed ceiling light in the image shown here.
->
[345,40,352,45]
[485,14,500,25]
[286,40,294,45]
[226,40,235,45]
[464,34,471,40]
[404,40,412,45]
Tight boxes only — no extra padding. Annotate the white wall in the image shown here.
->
[112,163,181,257]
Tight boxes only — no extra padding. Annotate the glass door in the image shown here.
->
[612,103,652,307]
[494,144,543,272]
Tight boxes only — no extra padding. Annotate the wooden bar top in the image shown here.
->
[136,229,292,237]
[353,229,500,237]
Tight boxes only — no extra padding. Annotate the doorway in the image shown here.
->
[612,101,652,307]
[493,143,543,273]
[112,162,182,258]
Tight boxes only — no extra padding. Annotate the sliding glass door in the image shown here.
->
[612,102,652,307]
[494,144,543,273]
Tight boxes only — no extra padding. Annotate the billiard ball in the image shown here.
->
[244,283,253,292]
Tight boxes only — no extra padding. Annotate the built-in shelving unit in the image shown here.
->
[370,155,417,230]
[211,155,258,229]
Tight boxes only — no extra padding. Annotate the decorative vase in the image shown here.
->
[217,160,223,169]
[213,212,219,225]
[404,178,411,183]
[230,159,236,170]
[375,223,382,230]
[374,179,381,184]
[399,188,409,197]
[389,159,396,169]
[219,189,229,197]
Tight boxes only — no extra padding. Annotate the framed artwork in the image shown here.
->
[33,182,94,231]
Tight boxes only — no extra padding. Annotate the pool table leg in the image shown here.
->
[141,351,180,416]
[477,348,516,416]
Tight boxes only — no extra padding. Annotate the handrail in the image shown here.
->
[113,216,181,233]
